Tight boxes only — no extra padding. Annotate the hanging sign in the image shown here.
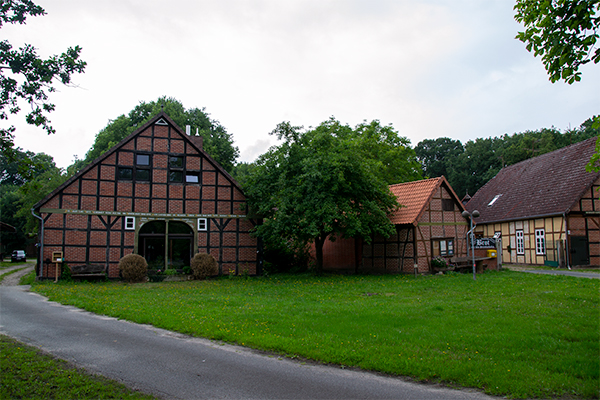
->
[474,237,496,249]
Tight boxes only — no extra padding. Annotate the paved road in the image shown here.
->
[0,283,494,400]
[506,267,600,279]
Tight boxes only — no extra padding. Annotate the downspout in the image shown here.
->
[563,212,571,270]
[465,222,477,257]
[31,208,44,279]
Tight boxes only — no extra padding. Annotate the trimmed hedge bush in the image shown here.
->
[119,254,148,283]
[190,253,217,280]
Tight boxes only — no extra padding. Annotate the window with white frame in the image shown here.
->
[535,229,545,255]
[198,218,207,231]
[516,230,524,254]
[125,216,135,230]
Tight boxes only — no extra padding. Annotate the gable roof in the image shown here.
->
[388,176,465,226]
[34,111,243,210]
[465,137,600,224]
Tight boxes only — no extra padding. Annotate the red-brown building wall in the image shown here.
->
[346,183,469,274]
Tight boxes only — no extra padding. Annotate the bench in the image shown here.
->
[69,264,107,280]
[449,257,492,273]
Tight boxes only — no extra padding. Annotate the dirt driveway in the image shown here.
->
[0,262,35,286]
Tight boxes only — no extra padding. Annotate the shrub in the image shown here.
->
[119,254,148,283]
[431,256,449,269]
[60,263,72,282]
[190,253,218,280]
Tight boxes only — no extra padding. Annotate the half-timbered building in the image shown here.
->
[321,176,470,273]
[33,112,261,279]
[465,137,600,267]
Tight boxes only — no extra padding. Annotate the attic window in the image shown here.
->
[155,118,168,126]
[488,194,502,207]
[442,199,454,211]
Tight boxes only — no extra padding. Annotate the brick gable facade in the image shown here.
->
[34,113,261,279]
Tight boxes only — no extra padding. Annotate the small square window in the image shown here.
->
[118,167,133,180]
[169,171,183,183]
[442,199,454,211]
[136,169,151,181]
[125,216,135,230]
[186,173,199,183]
[136,154,150,166]
[198,218,207,231]
[169,156,183,168]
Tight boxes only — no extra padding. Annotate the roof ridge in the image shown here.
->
[388,176,441,188]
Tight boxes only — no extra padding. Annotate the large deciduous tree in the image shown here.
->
[245,118,421,272]
[0,0,86,162]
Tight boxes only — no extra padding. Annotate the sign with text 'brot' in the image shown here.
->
[474,238,496,249]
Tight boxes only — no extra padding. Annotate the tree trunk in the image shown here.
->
[314,234,326,274]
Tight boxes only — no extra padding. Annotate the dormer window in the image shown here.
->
[488,194,502,207]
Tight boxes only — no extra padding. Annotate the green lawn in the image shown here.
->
[0,335,155,399]
[31,271,599,399]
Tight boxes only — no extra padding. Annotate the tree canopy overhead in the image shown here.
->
[514,0,599,84]
[244,118,421,272]
[0,0,86,161]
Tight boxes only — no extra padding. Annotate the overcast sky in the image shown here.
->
[4,0,600,170]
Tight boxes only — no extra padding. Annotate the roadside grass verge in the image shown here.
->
[19,270,37,285]
[0,260,19,269]
[31,271,599,399]
[1,260,33,270]
[0,335,155,399]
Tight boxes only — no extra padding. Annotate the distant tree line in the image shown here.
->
[414,117,599,198]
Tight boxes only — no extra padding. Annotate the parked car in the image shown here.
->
[11,250,26,262]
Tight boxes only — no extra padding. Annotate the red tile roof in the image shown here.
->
[466,137,600,223]
[388,176,464,225]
